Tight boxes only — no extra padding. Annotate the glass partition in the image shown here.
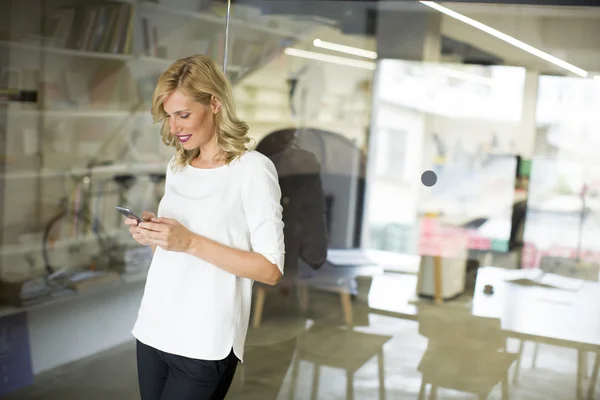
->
[523,75,600,267]
[2,1,600,399]
[363,60,525,258]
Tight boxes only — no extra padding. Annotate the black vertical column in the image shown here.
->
[375,5,442,62]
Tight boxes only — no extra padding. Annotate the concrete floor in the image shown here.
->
[4,290,599,400]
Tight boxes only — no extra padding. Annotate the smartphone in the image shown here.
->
[115,206,143,223]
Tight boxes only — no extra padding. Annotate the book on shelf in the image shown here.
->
[44,8,76,48]
[0,269,123,307]
[89,65,121,108]
[141,17,164,58]
[44,2,134,54]
[65,269,121,292]
[0,277,53,307]
[89,64,140,108]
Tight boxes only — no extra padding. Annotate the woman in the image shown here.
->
[124,55,285,400]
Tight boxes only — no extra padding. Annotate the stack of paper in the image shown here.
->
[503,269,584,291]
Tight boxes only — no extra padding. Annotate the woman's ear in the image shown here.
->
[211,95,222,114]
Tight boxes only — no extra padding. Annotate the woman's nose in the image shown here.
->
[169,118,179,134]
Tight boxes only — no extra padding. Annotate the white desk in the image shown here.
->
[472,267,600,351]
[326,248,421,274]
[365,267,600,351]
[363,267,600,399]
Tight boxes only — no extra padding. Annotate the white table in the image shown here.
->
[364,267,600,351]
[363,267,600,399]
[326,248,421,274]
[471,267,600,351]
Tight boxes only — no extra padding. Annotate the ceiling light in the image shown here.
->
[313,39,378,59]
[284,48,376,70]
[419,1,588,78]
[310,39,494,86]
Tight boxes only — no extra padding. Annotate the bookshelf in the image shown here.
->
[1,160,165,181]
[140,1,306,39]
[6,108,134,119]
[0,0,380,382]
[1,0,321,283]
[0,40,135,61]
[0,267,147,320]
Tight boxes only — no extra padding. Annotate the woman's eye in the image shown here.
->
[180,114,190,119]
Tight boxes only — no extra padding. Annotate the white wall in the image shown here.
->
[26,281,144,374]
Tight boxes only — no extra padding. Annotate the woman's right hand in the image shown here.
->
[124,211,156,246]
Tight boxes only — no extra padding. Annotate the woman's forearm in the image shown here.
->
[185,233,282,285]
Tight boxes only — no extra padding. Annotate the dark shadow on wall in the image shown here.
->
[243,127,367,398]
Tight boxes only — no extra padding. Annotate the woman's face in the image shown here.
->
[162,89,221,151]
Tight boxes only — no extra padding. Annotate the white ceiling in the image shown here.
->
[438,2,600,75]
[243,2,600,79]
[440,2,600,18]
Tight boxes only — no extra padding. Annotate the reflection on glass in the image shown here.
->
[364,59,525,256]
[2,0,600,399]
[523,76,600,268]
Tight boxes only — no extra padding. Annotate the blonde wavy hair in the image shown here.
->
[150,54,250,169]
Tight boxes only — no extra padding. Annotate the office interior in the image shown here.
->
[1,0,600,399]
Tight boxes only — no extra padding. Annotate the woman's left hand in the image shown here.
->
[137,218,194,252]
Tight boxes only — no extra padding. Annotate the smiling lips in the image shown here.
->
[176,134,192,143]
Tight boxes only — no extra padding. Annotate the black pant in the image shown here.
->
[136,340,239,400]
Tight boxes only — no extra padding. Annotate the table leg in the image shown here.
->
[532,343,540,368]
[429,385,438,400]
[239,363,246,388]
[433,256,443,305]
[588,353,599,400]
[252,286,266,328]
[513,340,525,384]
[340,292,353,326]
[418,380,427,400]
[577,349,585,399]
[347,370,354,400]
[299,284,309,313]
[288,354,300,400]
[502,372,510,400]
[311,364,320,400]
[378,349,386,400]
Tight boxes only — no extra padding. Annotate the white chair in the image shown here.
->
[417,306,517,400]
[288,322,391,400]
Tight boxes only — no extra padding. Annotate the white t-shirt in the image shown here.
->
[132,151,285,362]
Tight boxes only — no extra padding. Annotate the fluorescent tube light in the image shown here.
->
[419,1,588,78]
[283,48,376,70]
[309,39,492,85]
[313,39,377,59]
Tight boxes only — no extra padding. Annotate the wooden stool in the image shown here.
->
[288,323,391,400]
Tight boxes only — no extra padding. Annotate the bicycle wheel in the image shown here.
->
[41,207,119,276]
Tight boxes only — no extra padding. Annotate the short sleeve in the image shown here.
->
[242,155,285,274]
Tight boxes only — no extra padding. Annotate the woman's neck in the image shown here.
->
[193,146,225,168]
